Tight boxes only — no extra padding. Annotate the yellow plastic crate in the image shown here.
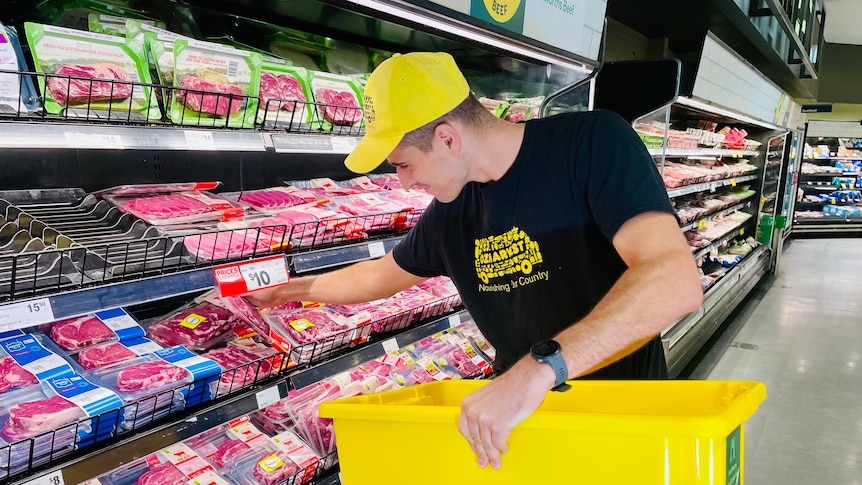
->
[319,379,766,485]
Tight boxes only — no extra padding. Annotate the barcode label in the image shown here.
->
[227,61,239,82]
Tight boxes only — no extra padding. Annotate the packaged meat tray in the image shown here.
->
[0,374,123,473]
[245,207,368,250]
[151,346,221,408]
[24,23,160,119]
[83,354,193,430]
[224,444,301,485]
[307,71,363,129]
[105,190,243,227]
[171,39,262,128]
[88,14,165,36]
[0,333,78,395]
[261,309,360,364]
[44,308,146,352]
[0,22,40,114]
[223,186,321,214]
[144,299,244,352]
[182,229,276,262]
[328,300,411,334]
[185,416,269,472]
[75,338,164,370]
[125,19,184,44]
[201,341,281,397]
[286,381,369,456]
[333,194,412,232]
[257,60,316,128]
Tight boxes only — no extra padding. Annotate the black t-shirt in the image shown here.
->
[393,110,676,378]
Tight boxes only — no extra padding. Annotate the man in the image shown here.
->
[246,52,703,469]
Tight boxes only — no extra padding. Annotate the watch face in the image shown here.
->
[533,340,560,358]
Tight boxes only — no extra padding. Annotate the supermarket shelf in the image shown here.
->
[805,157,862,161]
[799,172,855,177]
[667,175,758,198]
[648,148,759,158]
[270,133,360,154]
[0,122,266,152]
[289,310,469,389]
[680,201,751,232]
[0,236,406,328]
[792,219,862,234]
[664,245,769,376]
[692,221,752,260]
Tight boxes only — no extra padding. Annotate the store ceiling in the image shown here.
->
[822,0,862,45]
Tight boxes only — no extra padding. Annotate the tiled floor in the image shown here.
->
[707,238,862,484]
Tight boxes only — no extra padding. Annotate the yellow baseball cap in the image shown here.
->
[344,52,470,173]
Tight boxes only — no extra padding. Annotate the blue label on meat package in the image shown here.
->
[95,308,146,341]
[0,329,25,341]
[123,337,163,356]
[1,335,75,382]
[154,346,220,405]
[45,374,124,446]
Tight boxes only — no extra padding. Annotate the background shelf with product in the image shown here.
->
[792,122,862,235]
[0,0,603,485]
[594,33,803,376]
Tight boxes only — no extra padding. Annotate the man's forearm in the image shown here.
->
[553,254,703,378]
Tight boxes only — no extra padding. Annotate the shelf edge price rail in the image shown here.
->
[0,297,55,332]
[212,256,291,297]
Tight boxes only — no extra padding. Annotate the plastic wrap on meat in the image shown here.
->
[219,296,273,337]
[260,72,306,111]
[238,187,317,210]
[251,209,366,249]
[47,63,132,107]
[147,301,241,350]
[116,360,190,392]
[77,342,138,370]
[253,450,299,485]
[183,230,272,262]
[270,310,350,346]
[50,315,114,350]
[136,462,187,485]
[315,88,362,125]
[203,346,278,396]
[0,357,38,394]
[176,76,245,117]
[2,396,84,442]
[124,194,214,220]
[213,438,251,469]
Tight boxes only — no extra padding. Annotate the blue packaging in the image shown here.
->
[153,346,221,407]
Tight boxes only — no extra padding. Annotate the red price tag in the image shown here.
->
[212,256,290,297]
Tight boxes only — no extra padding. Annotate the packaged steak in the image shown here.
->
[24,23,160,119]
[479,97,510,118]
[84,451,213,485]
[202,341,280,397]
[261,308,362,365]
[222,186,321,214]
[257,60,316,128]
[307,71,363,129]
[105,190,243,227]
[182,229,276,263]
[89,14,164,36]
[0,374,123,474]
[225,444,301,485]
[185,416,269,472]
[43,308,146,352]
[0,333,77,395]
[0,23,40,114]
[171,39,262,127]
[75,338,164,370]
[144,299,245,352]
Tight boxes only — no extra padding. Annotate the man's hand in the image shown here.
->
[242,277,312,308]
[457,358,556,469]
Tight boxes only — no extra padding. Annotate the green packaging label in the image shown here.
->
[726,426,741,485]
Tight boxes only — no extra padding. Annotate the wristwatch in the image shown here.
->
[530,340,571,392]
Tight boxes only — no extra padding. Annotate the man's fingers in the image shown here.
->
[478,416,503,470]
[467,412,490,468]
[457,409,475,452]
[491,427,511,456]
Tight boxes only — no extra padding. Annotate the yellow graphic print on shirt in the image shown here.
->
[474,227,548,291]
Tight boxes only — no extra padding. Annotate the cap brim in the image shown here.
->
[344,132,404,173]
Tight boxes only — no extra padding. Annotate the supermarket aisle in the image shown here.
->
[707,239,862,484]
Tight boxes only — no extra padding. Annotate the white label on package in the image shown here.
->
[0,298,55,331]
[368,241,386,258]
[271,430,319,468]
[0,335,72,381]
[184,131,217,150]
[22,470,66,485]
[95,308,145,341]
[125,338,163,356]
[330,137,357,153]
[227,419,267,446]
[162,443,213,478]
[0,27,21,108]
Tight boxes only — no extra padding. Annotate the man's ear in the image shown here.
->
[434,122,461,153]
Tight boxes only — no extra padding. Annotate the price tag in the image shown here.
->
[448,314,461,329]
[22,470,65,485]
[65,132,124,149]
[731,179,737,187]
[740,228,745,236]
[255,385,282,410]
[330,137,358,153]
[368,241,386,259]
[698,219,707,230]
[212,256,290,297]
[185,131,217,150]
[382,338,399,354]
[0,298,55,332]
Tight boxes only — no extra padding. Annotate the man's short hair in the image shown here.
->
[399,95,492,152]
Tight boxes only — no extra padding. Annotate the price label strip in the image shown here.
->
[22,470,65,485]
[212,256,290,297]
[0,298,55,332]
[184,130,217,151]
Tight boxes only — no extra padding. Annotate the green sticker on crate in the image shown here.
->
[726,426,741,485]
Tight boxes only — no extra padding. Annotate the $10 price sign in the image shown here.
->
[212,256,290,297]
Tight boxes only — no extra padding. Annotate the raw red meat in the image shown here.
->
[146,301,242,350]
[213,438,251,469]
[183,230,272,262]
[77,342,138,370]
[315,88,362,125]
[260,72,306,112]
[124,194,215,220]
[238,188,317,210]
[270,310,351,346]
[50,316,114,350]
[137,462,186,485]
[177,76,245,117]
[48,63,132,107]
[203,345,278,395]
[220,296,272,336]
[252,450,299,485]
[115,360,190,393]
[0,357,38,394]
[2,395,84,442]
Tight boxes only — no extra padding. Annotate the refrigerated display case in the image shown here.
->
[0,1,603,485]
